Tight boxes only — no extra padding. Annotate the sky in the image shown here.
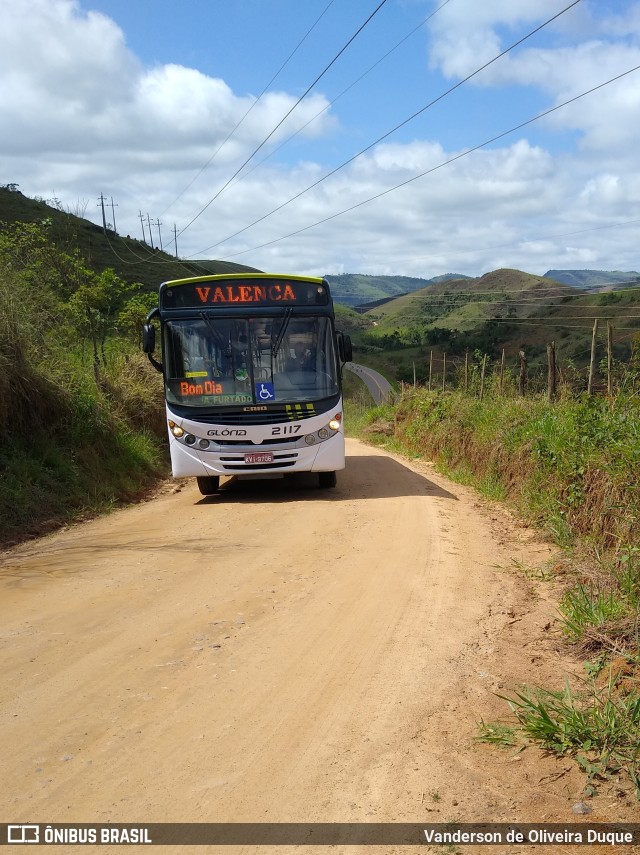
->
[1,0,640,279]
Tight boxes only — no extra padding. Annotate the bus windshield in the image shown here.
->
[163,314,340,408]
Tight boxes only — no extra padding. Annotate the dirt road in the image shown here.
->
[1,439,637,853]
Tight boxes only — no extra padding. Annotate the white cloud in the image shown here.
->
[426,0,582,79]
[0,0,333,160]
[425,0,640,155]
[1,0,639,280]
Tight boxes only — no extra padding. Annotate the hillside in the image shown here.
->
[0,187,258,291]
[347,268,640,383]
[544,269,640,290]
[367,269,574,332]
[324,272,470,306]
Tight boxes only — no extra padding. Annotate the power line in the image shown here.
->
[472,315,640,320]
[159,0,337,217]
[221,0,454,193]
[216,61,640,261]
[376,278,640,299]
[193,0,583,256]
[177,0,391,239]
[468,319,640,329]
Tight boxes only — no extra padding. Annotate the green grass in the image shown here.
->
[480,678,640,795]
[0,390,167,542]
[386,388,640,550]
[558,550,640,654]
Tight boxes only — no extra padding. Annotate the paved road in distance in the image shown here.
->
[344,362,393,404]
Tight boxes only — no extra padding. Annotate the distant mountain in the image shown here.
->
[324,272,471,306]
[544,269,640,290]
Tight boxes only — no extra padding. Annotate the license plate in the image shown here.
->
[244,452,273,464]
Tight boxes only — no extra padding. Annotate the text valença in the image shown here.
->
[196,284,296,304]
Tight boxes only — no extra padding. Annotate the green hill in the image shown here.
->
[368,269,573,332]
[324,272,470,307]
[350,268,640,382]
[0,186,258,291]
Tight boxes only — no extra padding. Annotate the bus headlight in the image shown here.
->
[184,434,196,445]
[318,428,329,439]
[328,417,342,431]
[198,439,210,449]
[304,434,317,445]
[169,421,185,438]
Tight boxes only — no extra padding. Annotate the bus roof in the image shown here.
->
[161,273,325,288]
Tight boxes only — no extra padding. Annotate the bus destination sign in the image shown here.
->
[161,279,329,309]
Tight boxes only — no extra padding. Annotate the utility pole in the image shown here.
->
[173,224,178,258]
[154,218,163,251]
[109,197,118,233]
[97,193,107,233]
[146,214,154,249]
[138,211,146,243]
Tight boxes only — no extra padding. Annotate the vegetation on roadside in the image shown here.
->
[0,184,260,545]
[0,220,168,543]
[345,380,640,796]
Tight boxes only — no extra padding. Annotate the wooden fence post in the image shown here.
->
[464,350,469,393]
[428,351,433,392]
[547,340,557,402]
[607,321,613,396]
[479,354,487,401]
[499,348,505,395]
[588,319,599,395]
[519,348,527,397]
[442,352,446,392]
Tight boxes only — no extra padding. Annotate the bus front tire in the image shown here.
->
[318,471,337,489]
[197,475,220,495]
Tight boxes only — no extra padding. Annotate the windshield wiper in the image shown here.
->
[271,307,293,359]
[200,312,228,351]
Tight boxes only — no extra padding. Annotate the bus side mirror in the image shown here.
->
[142,321,163,372]
[338,332,353,363]
[142,323,156,354]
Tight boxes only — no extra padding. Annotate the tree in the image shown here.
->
[66,269,136,380]
[117,292,157,343]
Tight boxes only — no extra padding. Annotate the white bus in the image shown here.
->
[142,273,352,494]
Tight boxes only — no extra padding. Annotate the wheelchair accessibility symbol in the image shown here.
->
[256,382,275,401]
